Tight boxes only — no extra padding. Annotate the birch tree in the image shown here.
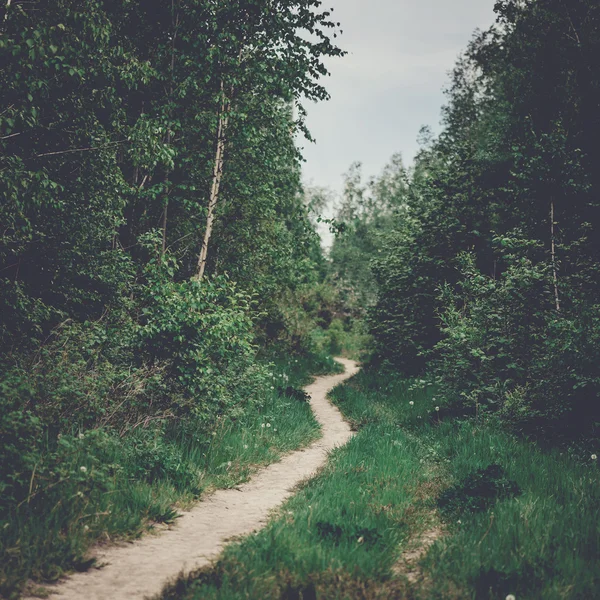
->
[193,0,344,280]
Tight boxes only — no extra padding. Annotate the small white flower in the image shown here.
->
[79,466,87,473]
[270,386,274,390]
[592,454,597,461]
[77,491,84,498]
[261,423,266,428]
[274,428,277,432]
[435,406,440,412]
[409,401,414,406]
[243,444,249,450]
[227,461,232,467]
[357,536,364,543]
[506,595,516,600]
[417,416,422,420]
[457,520,461,524]
[266,423,271,428]
[84,525,89,531]
[78,433,84,440]
[212,431,217,436]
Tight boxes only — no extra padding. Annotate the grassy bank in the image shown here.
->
[0,352,339,599]
[162,370,600,600]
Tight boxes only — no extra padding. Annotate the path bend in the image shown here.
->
[37,358,359,600]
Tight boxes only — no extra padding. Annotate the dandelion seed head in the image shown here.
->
[435,406,440,412]
[409,401,414,406]
[506,595,516,600]
[79,466,87,473]
[592,454,597,461]
[266,423,271,428]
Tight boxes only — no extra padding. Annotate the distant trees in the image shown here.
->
[328,154,409,309]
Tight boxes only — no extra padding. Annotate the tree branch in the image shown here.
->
[33,140,125,158]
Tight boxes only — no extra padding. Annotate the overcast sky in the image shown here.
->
[300,0,498,193]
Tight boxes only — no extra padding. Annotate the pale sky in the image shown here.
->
[300,0,498,192]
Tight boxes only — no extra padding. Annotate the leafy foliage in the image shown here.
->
[365,0,600,441]
[0,0,345,594]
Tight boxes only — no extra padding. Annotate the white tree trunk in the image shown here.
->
[195,89,229,280]
[551,199,561,312]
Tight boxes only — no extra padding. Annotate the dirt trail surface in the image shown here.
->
[35,358,359,600]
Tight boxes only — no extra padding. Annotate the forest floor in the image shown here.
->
[26,359,359,600]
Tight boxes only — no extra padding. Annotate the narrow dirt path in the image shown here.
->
[37,358,359,600]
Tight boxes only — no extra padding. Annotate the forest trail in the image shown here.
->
[35,358,359,600]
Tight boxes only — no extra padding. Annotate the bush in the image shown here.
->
[136,249,262,425]
[433,244,600,441]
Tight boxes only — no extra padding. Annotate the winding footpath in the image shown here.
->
[37,358,359,600]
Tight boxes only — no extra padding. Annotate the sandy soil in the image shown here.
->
[33,358,359,600]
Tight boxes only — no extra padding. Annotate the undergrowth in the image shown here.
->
[0,351,335,599]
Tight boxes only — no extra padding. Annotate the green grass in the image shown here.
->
[417,422,600,599]
[162,370,600,600]
[160,424,432,600]
[0,351,337,599]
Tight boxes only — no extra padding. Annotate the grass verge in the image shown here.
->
[0,351,337,599]
[161,370,600,600]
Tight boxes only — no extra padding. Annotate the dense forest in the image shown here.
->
[0,1,347,595]
[331,0,600,446]
[1,0,599,599]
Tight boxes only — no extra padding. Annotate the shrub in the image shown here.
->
[433,244,600,440]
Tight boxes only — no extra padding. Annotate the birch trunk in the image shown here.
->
[195,87,229,280]
[551,199,561,312]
